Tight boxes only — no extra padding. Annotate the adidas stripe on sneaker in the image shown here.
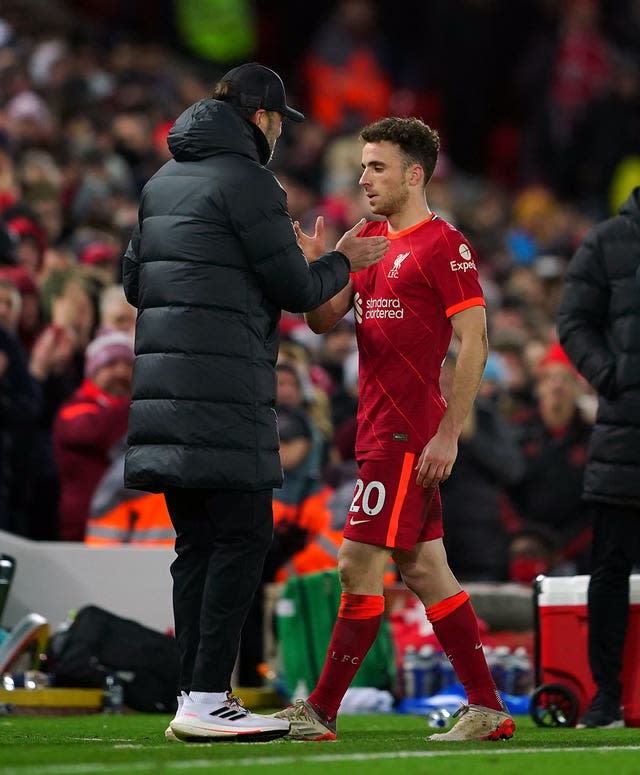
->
[169,692,290,742]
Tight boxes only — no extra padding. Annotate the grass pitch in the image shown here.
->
[2,712,640,775]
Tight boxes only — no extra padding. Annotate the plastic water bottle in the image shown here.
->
[412,647,427,698]
[482,645,495,686]
[402,646,418,699]
[2,671,50,690]
[438,650,456,691]
[486,645,510,692]
[504,646,533,696]
[103,673,124,714]
[417,645,439,697]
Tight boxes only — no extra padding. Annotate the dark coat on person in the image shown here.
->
[557,186,640,506]
[507,406,593,571]
[441,398,524,581]
[122,99,350,493]
[0,325,42,534]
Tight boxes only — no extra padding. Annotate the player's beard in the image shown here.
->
[372,181,410,218]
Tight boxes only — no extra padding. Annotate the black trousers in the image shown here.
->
[164,488,274,693]
[587,503,640,700]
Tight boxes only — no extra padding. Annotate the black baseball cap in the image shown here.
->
[220,62,305,122]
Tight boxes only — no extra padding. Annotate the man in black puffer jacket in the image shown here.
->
[122,62,388,742]
[557,186,640,729]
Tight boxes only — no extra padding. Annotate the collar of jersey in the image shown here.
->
[387,213,436,240]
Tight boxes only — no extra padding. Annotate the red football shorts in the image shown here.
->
[342,452,443,551]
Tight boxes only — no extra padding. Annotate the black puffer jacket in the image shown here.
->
[122,100,350,492]
[557,187,640,506]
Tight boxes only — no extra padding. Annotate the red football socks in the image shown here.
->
[426,590,504,711]
[308,593,385,722]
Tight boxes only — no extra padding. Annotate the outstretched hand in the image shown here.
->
[294,215,325,262]
[336,218,388,272]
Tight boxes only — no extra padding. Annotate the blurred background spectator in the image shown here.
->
[0,0,636,614]
[52,329,133,541]
[303,0,392,135]
[505,341,595,579]
[439,349,524,582]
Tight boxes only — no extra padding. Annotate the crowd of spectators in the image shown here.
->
[0,0,639,587]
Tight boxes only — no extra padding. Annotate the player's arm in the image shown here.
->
[439,305,488,442]
[415,304,488,487]
[304,282,355,333]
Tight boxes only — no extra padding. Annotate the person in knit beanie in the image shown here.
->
[83,330,134,396]
[52,330,134,540]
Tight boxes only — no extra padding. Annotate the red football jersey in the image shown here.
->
[351,214,485,458]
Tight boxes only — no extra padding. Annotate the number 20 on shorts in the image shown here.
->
[349,479,387,516]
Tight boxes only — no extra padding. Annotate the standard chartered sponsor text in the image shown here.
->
[365,297,405,319]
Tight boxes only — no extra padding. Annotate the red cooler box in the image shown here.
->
[531,574,640,727]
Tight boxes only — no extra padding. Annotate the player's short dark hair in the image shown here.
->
[359,117,440,184]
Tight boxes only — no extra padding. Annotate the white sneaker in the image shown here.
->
[165,692,187,741]
[170,692,290,742]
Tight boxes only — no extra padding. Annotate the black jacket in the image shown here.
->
[557,187,640,506]
[441,398,523,581]
[122,100,349,492]
[508,407,592,537]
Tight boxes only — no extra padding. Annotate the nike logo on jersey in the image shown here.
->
[349,516,371,526]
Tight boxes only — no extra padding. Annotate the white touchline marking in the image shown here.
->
[69,738,135,743]
[3,745,640,774]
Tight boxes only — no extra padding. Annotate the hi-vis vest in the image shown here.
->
[273,485,397,583]
[305,50,392,132]
[84,493,174,546]
[273,485,338,580]
[275,528,342,582]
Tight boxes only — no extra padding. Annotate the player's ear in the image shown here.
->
[409,164,423,185]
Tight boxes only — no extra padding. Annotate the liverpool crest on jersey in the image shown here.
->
[387,251,410,278]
